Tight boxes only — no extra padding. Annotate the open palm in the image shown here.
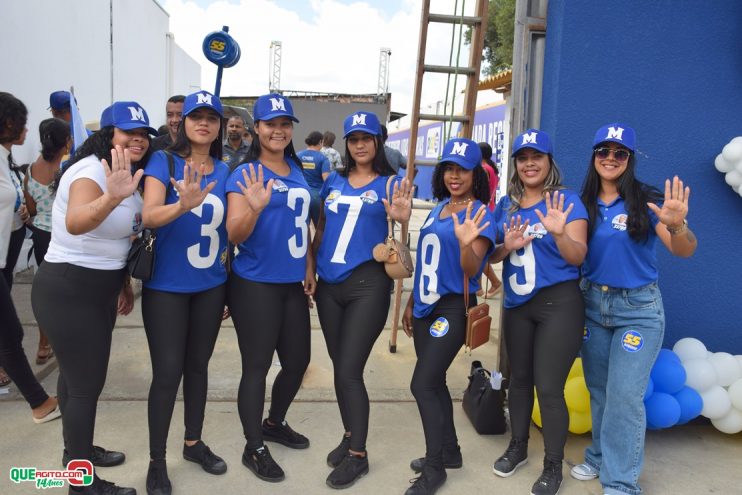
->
[237,163,273,213]
[535,191,574,235]
[383,177,413,223]
[648,176,689,228]
[102,145,143,201]
[503,215,533,251]
[452,203,491,247]
[173,160,216,211]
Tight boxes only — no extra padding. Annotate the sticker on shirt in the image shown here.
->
[429,317,449,338]
[272,179,289,193]
[612,214,628,231]
[526,222,547,239]
[583,327,590,342]
[222,154,231,163]
[359,189,379,205]
[622,330,643,352]
[220,247,229,266]
[132,212,143,233]
[302,161,316,170]
[325,189,341,206]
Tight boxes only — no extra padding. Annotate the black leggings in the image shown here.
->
[29,226,52,267]
[504,280,584,462]
[1,225,25,288]
[31,262,124,461]
[411,294,472,469]
[228,274,311,449]
[315,261,392,452]
[142,284,226,460]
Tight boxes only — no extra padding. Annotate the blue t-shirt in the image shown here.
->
[143,151,230,293]
[582,196,660,288]
[413,200,497,318]
[317,172,403,283]
[494,190,588,308]
[226,159,311,283]
[297,149,331,191]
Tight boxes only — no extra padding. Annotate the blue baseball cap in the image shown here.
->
[183,90,224,118]
[343,111,381,138]
[253,93,299,123]
[48,91,72,110]
[438,138,482,170]
[593,123,636,151]
[100,101,157,135]
[511,128,553,156]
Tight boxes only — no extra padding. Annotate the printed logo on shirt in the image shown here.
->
[622,330,644,352]
[272,179,289,193]
[429,317,449,338]
[526,222,547,239]
[583,327,590,342]
[325,190,341,206]
[302,161,316,170]
[359,190,379,204]
[611,214,628,231]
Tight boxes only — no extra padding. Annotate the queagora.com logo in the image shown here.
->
[9,460,94,489]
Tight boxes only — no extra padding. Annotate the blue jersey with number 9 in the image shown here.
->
[226,160,311,283]
[143,151,230,292]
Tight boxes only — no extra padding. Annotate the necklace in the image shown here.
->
[448,197,472,206]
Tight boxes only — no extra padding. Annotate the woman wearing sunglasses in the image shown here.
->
[570,124,696,495]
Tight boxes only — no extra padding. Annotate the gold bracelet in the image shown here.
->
[667,219,688,235]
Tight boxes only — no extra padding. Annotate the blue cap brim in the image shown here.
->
[183,104,224,118]
[439,156,478,170]
[343,127,379,138]
[115,123,158,136]
[256,112,299,123]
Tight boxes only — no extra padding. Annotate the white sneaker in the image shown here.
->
[570,463,599,481]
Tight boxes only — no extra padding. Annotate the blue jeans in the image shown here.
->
[579,279,664,495]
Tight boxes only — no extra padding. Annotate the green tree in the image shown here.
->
[466,0,515,75]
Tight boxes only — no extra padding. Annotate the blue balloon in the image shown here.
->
[644,377,655,401]
[658,348,682,364]
[645,392,681,429]
[651,355,687,394]
[673,386,704,425]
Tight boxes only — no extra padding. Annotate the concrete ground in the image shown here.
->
[2,206,740,494]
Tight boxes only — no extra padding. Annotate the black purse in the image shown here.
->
[462,360,506,435]
[126,151,174,281]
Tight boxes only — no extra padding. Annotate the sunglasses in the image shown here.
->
[594,147,631,162]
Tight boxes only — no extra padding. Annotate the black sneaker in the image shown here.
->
[182,441,227,475]
[69,475,136,495]
[242,445,285,482]
[63,446,126,468]
[492,438,528,477]
[410,445,463,473]
[326,453,369,489]
[405,465,447,495]
[145,460,171,495]
[261,418,310,449]
[531,459,563,495]
[326,434,351,468]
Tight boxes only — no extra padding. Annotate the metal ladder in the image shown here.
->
[389,0,489,352]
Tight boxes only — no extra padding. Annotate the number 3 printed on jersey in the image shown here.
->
[287,188,311,258]
[187,193,224,268]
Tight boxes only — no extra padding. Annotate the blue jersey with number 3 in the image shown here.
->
[494,190,587,308]
[143,151,230,292]
[226,160,311,283]
[317,172,402,283]
[412,200,497,318]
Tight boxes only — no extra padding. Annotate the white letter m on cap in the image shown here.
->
[606,127,624,141]
[352,114,367,126]
[196,93,213,106]
[128,107,145,122]
[521,132,538,145]
[270,98,286,111]
[451,142,468,156]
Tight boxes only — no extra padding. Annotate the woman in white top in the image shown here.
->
[31,101,155,495]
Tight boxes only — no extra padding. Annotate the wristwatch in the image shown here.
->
[667,219,688,235]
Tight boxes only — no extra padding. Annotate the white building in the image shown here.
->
[2,0,201,164]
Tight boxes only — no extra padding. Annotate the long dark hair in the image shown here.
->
[341,134,395,177]
[168,110,224,159]
[242,120,302,168]
[52,126,152,193]
[39,118,70,160]
[432,163,490,203]
[478,142,498,176]
[580,150,662,242]
[0,92,27,144]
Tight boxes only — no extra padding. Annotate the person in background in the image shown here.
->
[0,92,60,421]
[321,131,343,172]
[297,130,331,226]
[222,116,250,171]
[48,91,72,123]
[570,124,697,495]
[151,95,185,152]
[476,142,502,298]
[381,124,406,173]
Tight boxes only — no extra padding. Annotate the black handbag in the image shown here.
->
[462,360,506,435]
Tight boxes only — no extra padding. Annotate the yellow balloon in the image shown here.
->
[569,410,592,434]
[565,376,591,413]
[568,357,584,381]
[532,392,543,428]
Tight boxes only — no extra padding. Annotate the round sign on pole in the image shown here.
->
[202,26,241,96]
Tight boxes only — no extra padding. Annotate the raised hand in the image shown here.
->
[503,215,534,251]
[535,191,574,236]
[236,163,274,213]
[648,176,690,228]
[452,202,491,248]
[383,177,412,222]
[102,145,144,201]
[172,160,217,212]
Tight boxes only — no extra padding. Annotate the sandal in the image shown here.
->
[36,344,54,365]
[0,367,11,387]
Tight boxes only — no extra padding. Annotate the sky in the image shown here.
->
[159,0,480,117]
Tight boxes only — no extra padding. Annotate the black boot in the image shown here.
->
[492,438,528,477]
[530,458,563,495]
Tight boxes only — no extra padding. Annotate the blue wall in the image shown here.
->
[540,0,742,353]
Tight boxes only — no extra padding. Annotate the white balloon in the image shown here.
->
[683,358,718,392]
[722,142,742,162]
[736,355,742,370]
[731,136,742,145]
[708,352,742,387]
[673,338,708,362]
[700,385,732,419]
[711,407,742,435]
[725,170,742,187]
[728,379,742,411]
[714,154,734,173]
[736,160,742,174]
